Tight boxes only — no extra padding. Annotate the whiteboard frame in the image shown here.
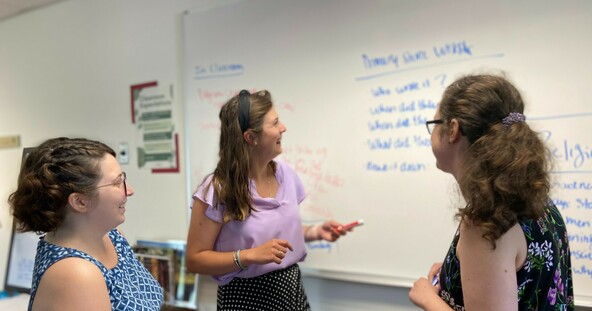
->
[301,267,592,307]
[3,147,38,294]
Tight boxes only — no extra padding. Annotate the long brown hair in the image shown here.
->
[206,90,276,222]
[438,74,550,248]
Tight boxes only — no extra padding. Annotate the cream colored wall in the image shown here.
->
[0,0,195,288]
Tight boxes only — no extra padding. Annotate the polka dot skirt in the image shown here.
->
[217,263,311,311]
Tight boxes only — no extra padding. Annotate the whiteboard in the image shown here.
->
[4,223,38,293]
[182,0,592,306]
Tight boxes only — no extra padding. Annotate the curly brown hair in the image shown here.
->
[205,90,276,222]
[438,74,550,248]
[8,137,116,233]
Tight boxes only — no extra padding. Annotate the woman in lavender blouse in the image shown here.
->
[185,90,350,310]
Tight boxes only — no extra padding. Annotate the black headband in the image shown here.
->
[238,90,250,133]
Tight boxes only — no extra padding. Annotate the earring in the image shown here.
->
[254,141,258,146]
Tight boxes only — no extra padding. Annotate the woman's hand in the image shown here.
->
[409,276,441,309]
[241,239,293,265]
[319,220,354,241]
[409,262,446,310]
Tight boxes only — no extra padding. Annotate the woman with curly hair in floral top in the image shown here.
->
[409,74,574,311]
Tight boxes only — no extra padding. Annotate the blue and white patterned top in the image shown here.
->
[29,229,164,310]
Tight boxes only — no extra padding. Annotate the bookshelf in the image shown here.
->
[133,239,198,309]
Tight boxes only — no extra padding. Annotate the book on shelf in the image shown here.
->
[133,239,197,309]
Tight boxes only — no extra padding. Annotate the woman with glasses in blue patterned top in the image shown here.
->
[409,75,573,311]
[8,137,163,311]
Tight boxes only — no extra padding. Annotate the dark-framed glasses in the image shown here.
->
[93,172,127,194]
[426,119,444,134]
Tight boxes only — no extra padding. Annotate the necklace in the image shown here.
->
[266,171,275,197]
[264,167,275,198]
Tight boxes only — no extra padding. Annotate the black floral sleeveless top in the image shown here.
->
[437,201,574,310]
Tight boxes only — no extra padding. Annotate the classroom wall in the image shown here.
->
[0,0,192,291]
[0,1,589,310]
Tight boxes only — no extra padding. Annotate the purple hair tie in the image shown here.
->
[502,112,526,126]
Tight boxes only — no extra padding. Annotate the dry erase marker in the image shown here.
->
[332,219,364,234]
[342,219,364,230]
[432,273,440,286]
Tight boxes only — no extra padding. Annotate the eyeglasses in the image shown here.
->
[93,172,127,194]
[426,119,444,134]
